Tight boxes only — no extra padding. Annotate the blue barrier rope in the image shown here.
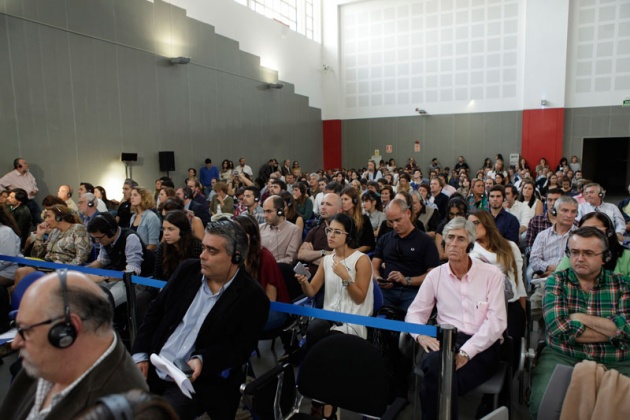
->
[0,254,436,337]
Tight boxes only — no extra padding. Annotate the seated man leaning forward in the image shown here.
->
[372,198,440,311]
[132,220,270,420]
[529,227,630,419]
[405,217,507,420]
[0,270,147,420]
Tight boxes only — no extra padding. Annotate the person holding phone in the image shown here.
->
[295,213,373,419]
[295,213,373,341]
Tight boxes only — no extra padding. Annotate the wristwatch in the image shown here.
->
[342,279,354,287]
[405,276,412,286]
[459,350,470,361]
[321,249,326,257]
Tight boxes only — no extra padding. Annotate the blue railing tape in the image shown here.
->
[270,302,436,336]
[0,254,436,337]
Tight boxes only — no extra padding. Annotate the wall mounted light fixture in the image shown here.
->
[170,57,191,65]
[541,99,548,106]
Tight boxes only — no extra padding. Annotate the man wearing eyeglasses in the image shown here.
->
[372,198,440,311]
[529,227,630,418]
[0,271,147,419]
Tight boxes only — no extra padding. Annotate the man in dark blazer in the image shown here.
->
[0,270,147,420]
[177,185,211,227]
[132,220,270,420]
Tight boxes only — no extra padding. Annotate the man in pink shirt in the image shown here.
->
[0,158,41,224]
[405,217,507,420]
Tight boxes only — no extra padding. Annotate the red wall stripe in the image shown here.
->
[323,120,342,170]
[521,108,564,173]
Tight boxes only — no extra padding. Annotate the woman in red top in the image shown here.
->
[234,214,290,332]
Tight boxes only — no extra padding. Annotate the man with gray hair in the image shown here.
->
[0,270,147,419]
[77,193,100,227]
[372,198,440,311]
[578,182,626,242]
[132,220,269,419]
[406,217,507,420]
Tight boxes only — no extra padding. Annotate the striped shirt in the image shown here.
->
[529,224,575,273]
[544,268,630,363]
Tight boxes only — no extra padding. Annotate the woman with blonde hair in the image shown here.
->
[129,186,160,250]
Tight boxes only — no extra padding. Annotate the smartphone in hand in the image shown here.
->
[173,358,194,378]
[293,262,312,280]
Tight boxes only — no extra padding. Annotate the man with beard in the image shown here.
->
[0,270,147,419]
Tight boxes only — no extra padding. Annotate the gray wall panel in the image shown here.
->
[0,0,323,198]
[5,0,67,28]
[66,0,116,42]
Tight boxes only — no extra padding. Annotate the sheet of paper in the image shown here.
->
[150,353,196,399]
[0,328,17,345]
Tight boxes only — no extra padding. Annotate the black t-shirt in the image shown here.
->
[373,227,440,288]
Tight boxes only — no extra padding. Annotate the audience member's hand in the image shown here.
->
[295,274,309,286]
[35,222,49,236]
[417,335,440,353]
[331,258,349,281]
[387,271,404,284]
[376,278,393,289]
[301,242,313,251]
[189,358,202,382]
[136,361,149,378]
[455,354,469,370]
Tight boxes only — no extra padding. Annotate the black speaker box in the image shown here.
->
[159,151,175,172]
[121,153,138,162]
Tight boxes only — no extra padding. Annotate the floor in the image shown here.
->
[0,333,534,419]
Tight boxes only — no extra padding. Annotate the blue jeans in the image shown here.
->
[262,309,290,333]
[381,286,419,312]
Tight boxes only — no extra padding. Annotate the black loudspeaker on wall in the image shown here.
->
[121,153,138,162]
[159,151,175,172]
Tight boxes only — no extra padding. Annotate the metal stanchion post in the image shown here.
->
[123,272,138,347]
[438,324,457,420]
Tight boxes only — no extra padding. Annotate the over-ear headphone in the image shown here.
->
[231,238,242,265]
[87,197,95,207]
[49,269,78,349]
[598,188,606,198]
[94,214,118,238]
[96,394,133,420]
[276,208,284,217]
[551,207,557,217]
[53,206,64,222]
[254,195,259,202]
[352,196,358,205]
[565,228,612,263]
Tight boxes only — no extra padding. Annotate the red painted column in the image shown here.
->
[521,109,564,172]
[323,120,342,170]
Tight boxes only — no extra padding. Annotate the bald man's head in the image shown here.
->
[320,193,342,220]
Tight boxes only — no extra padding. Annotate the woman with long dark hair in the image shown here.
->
[292,182,313,221]
[340,186,375,253]
[0,205,21,286]
[154,210,203,281]
[518,180,543,216]
[234,214,290,331]
[280,191,304,230]
[159,197,205,240]
[94,186,118,212]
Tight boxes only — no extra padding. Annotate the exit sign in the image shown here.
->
[624,99,630,107]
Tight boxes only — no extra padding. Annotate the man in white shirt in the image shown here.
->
[406,217,507,420]
[578,182,625,242]
[504,185,533,245]
[234,157,253,176]
[0,158,41,223]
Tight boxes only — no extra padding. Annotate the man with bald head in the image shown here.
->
[57,184,78,212]
[298,193,343,274]
[0,270,147,420]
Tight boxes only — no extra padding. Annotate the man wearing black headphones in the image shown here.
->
[530,227,630,418]
[132,221,269,419]
[259,195,302,264]
[240,186,265,223]
[406,217,507,420]
[0,270,147,419]
[85,213,151,306]
[579,182,626,243]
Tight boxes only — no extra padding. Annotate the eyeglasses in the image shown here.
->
[90,233,107,241]
[449,211,464,218]
[325,228,349,237]
[567,249,606,258]
[11,316,65,340]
